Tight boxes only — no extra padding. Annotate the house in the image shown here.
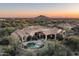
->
[11,26,65,42]
[0,19,6,21]
[58,23,76,30]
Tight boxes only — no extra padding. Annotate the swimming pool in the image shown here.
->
[23,40,44,49]
[27,42,40,48]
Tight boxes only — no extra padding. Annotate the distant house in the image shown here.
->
[0,19,6,21]
[58,23,76,30]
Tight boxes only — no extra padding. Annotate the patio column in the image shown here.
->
[63,30,66,37]
[23,36,26,42]
[55,34,56,40]
[45,35,47,41]
[22,37,24,42]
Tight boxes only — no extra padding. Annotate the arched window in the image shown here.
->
[47,34,55,40]
[27,35,32,41]
[56,34,63,41]
[34,32,45,40]
[32,35,38,40]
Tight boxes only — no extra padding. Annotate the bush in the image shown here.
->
[2,45,16,56]
[64,36,79,51]
[24,41,72,56]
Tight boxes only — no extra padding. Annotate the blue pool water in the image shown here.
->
[27,42,40,48]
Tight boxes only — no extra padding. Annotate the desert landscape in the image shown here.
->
[0,3,79,56]
[0,15,79,56]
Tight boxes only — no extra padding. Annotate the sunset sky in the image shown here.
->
[0,3,79,18]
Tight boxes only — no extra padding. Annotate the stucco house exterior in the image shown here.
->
[11,26,66,42]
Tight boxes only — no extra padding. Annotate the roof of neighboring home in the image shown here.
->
[58,23,76,28]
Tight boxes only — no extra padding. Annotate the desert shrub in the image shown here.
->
[4,27,15,35]
[34,40,72,56]
[0,36,10,45]
[2,45,16,56]
[0,27,15,38]
[9,36,21,48]
[3,36,21,56]
[22,40,72,56]
[64,36,79,51]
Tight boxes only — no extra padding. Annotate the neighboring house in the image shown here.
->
[0,19,6,21]
[58,23,76,30]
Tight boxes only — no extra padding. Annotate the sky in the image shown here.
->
[0,3,79,18]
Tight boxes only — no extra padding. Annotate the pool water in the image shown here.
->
[27,42,40,48]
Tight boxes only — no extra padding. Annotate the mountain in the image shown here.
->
[34,15,50,21]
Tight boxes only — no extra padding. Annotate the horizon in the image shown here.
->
[0,15,79,18]
[0,3,79,18]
